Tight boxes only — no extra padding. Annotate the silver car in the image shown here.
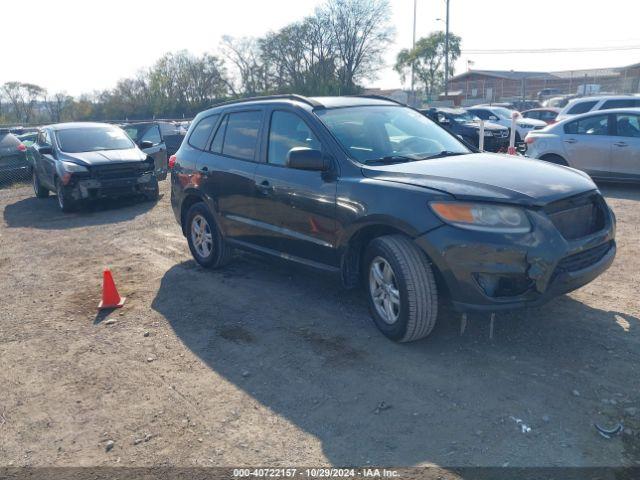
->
[525,108,640,182]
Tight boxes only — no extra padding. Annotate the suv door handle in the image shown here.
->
[256,180,273,195]
[564,138,577,144]
[614,141,629,147]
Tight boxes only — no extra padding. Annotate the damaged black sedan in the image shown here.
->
[31,123,160,212]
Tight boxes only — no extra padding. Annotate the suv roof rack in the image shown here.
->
[353,94,407,106]
[210,94,323,109]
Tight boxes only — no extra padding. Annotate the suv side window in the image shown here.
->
[614,113,640,138]
[567,100,598,115]
[141,125,162,145]
[471,109,490,120]
[222,111,263,161]
[210,116,228,153]
[564,114,609,136]
[601,99,640,110]
[188,114,219,150]
[267,111,321,166]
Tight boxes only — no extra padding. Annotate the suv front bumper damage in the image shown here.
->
[66,172,158,200]
[414,207,616,313]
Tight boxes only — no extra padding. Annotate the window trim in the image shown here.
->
[265,109,323,168]
[211,109,264,163]
[187,114,221,151]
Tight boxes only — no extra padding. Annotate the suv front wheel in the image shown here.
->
[186,203,233,268]
[364,235,438,342]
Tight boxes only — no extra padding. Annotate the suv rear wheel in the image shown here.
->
[364,235,438,342]
[186,203,233,268]
[32,169,49,198]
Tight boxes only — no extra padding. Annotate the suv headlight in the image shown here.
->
[61,161,88,173]
[430,201,531,233]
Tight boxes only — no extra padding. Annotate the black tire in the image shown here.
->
[32,169,49,198]
[185,202,233,268]
[55,178,77,213]
[364,234,438,342]
[145,181,160,201]
[540,154,568,166]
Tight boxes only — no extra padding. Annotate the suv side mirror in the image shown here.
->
[286,148,328,171]
[38,145,53,155]
[489,115,499,121]
[139,140,154,149]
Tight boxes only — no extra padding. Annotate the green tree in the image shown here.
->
[395,31,461,99]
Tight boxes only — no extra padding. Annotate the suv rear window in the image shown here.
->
[567,100,598,115]
[600,99,640,110]
[221,111,263,161]
[188,115,219,150]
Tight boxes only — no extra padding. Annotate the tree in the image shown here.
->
[221,36,269,96]
[394,31,461,99]
[1,82,47,123]
[323,0,394,93]
[45,92,74,122]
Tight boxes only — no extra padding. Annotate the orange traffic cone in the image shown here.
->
[98,268,126,310]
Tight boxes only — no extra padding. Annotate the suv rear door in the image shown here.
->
[197,109,264,244]
[562,113,614,176]
[610,112,640,179]
[252,107,338,267]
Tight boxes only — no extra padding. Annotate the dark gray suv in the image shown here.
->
[170,95,615,342]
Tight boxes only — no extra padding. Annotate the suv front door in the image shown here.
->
[562,113,613,177]
[252,108,338,267]
[138,124,168,180]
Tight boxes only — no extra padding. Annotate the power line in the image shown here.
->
[463,45,640,54]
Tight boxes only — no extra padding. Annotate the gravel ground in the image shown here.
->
[0,180,639,468]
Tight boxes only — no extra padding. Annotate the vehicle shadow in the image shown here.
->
[597,183,640,201]
[2,194,160,230]
[151,254,639,466]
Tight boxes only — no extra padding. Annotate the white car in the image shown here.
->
[466,105,547,142]
[524,108,640,182]
[556,95,640,122]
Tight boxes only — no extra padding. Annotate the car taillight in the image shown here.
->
[168,155,177,170]
[17,143,26,152]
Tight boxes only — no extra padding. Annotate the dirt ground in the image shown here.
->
[1,180,639,468]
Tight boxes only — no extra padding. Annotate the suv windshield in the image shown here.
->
[55,126,135,153]
[315,106,469,163]
[492,107,515,119]
[449,111,479,123]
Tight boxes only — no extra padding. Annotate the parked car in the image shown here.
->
[121,122,169,180]
[170,94,616,343]
[537,88,562,100]
[466,105,547,142]
[0,129,29,183]
[525,108,640,182]
[421,107,509,152]
[521,108,560,125]
[31,123,160,211]
[157,121,186,157]
[556,95,640,121]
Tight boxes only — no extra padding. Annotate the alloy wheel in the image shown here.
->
[191,214,214,259]
[369,256,401,325]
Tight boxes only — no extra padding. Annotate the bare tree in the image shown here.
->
[221,36,269,96]
[323,0,394,93]
[2,82,47,123]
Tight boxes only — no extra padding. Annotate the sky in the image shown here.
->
[2,0,639,96]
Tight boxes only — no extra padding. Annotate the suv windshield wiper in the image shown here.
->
[422,151,470,160]
[366,155,423,165]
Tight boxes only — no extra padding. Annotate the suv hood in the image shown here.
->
[60,148,146,166]
[361,153,597,206]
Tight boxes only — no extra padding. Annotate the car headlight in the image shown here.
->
[61,161,88,173]
[430,201,531,233]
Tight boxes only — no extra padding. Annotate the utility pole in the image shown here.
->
[444,0,450,96]
[411,0,417,97]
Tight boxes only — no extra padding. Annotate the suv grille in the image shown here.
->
[92,163,144,180]
[545,193,606,240]
[554,241,613,275]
